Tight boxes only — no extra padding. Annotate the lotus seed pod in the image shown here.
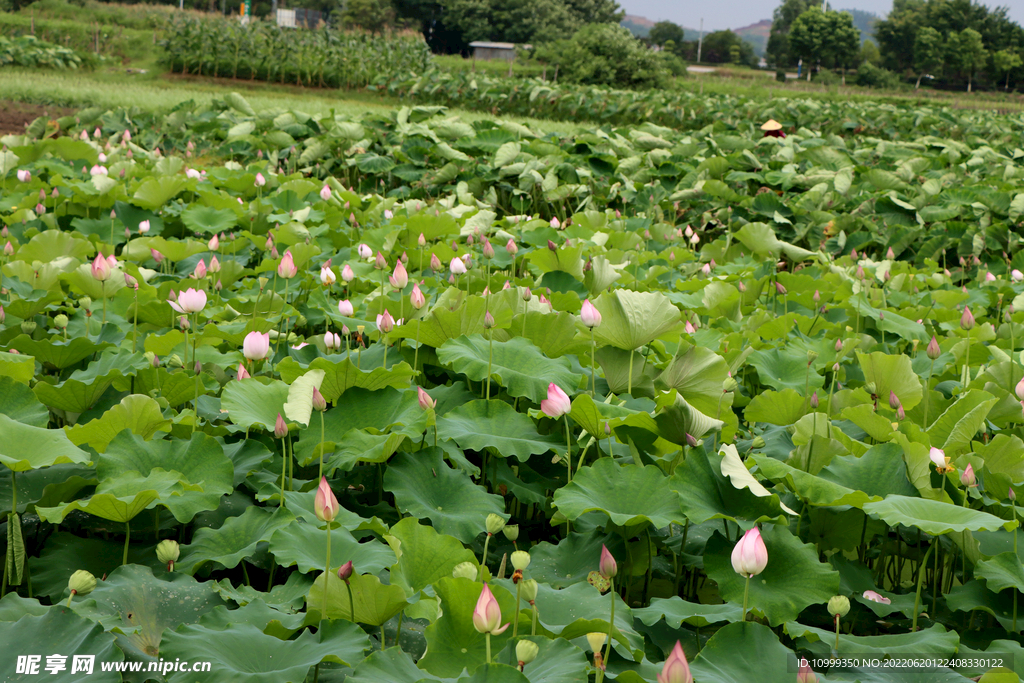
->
[452,561,477,580]
[520,578,538,602]
[516,639,539,666]
[723,376,738,392]
[53,314,68,329]
[20,320,36,335]
[586,632,607,652]
[156,540,180,571]
[485,513,506,535]
[751,436,766,449]
[827,595,850,618]
[511,551,531,571]
[503,525,519,542]
[68,570,96,598]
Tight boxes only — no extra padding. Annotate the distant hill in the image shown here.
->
[734,19,771,56]
[837,8,878,44]
[622,15,704,42]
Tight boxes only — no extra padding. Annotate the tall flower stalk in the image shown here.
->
[731,527,768,622]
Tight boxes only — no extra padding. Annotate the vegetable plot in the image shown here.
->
[0,93,1024,682]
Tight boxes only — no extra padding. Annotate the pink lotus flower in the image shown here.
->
[91,254,111,282]
[689,234,700,245]
[193,259,207,280]
[254,172,266,187]
[961,306,975,330]
[16,169,30,182]
[242,331,270,361]
[1013,269,1024,283]
[541,383,571,418]
[410,284,426,310]
[796,659,817,683]
[418,386,435,411]
[929,447,946,468]
[730,527,768,578]
[3,242,13,256]
[450,257,467,275]
[124,273,138,290]
[337,561,354,583]
[482,240,495,259]
[375,252,387,270]
[278,250,297,279]
[550,217,561,229]
[430,253,442,271]
[338,299,354,317]
[862,590,891,605]
[377,310,395,334]
[390,261,408,289]
[320,265,336,286]
[314,476,339,522]
[312,386,327,412]
[358,244,372,259]
[237,363,250,380]
[600,545,617,579]
[106,254,117,268]
[961,463,976,487]
[208,256,221,274]
[150,248,164,263]
[208,234,219,251]
[684,321,695,334]
[324,331,341,350]
[472,583,508,635]
[274,413,288,438]
[1016,376,1024,401]
[657,641,692,683]
[320,185,331,201]
[506,238,518,256]
[341,264,354,282]
[927,336,941,360]
[168,288,207,314]
[581,300,601,328]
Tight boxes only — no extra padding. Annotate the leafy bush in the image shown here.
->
[535,23,669,89]
[775,68,787,82]
[0,34,82,68]
[0,13,154,63]
[813,68,841,86]
[856,62,904,89]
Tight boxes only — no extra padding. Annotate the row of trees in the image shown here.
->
[647,22,758,67]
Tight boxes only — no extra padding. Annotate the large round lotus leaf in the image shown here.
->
[786,620,960,659]
[418,578,522,677]
[9,335,111,371]
[197,599,307,639]
[449,663,532,683]
[384,518,478,597]
[0,593,49,621]
[0,464,94,520]
[436,335,581,403]
[669,448,789,525]
[553,458,679,528]
[527,532,608,589]
[975,552,1024,594]
[747,348,825,392]
[493,636,588,683]
[385,448,506,543]
[743,388,808,426]
[653,390,724,443]
[177,506,296,574]
[926,390,999,454]
[704,525,839,627]
[65,395,171,453]
[522,581,644,660]
[947,580,1020,632]
[0,376,48,427]
[752,453,882,508]
[0,607,123,682]
[28,532,163,602]
[856,351,923,411]
[590,290,682,351]
[349,648,444,683]
[71,564,225,663]
[268,519,395,575]
[863,495,1017,535]
[276,356,416,403]
[689,622,795,683]
[36,469,185,524]
[436,400,562,461]
[567,393,658,441]
[220,377,292,431]
[633,596,742,629]
[656,343,729,416]
[0,413,91,472]
[307,571,408,626]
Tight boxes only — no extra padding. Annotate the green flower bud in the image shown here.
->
[295,314,307,328]
[503,525,519,542]
[516,640,539,666]
[156,540,180,570]
[485,513,506,535]
[79,297,92,310]
[520,578,538,602]
[167,354,183,369]
[511,550,531,571]
[751,436,766,449]
[452,561,477,580]
[723,376,738,392]
[828,595,850,618]
[53,314,68,329]
[20,320,36,335]
[68,570,96,598]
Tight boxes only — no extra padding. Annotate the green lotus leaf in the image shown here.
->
[36,468,186,524]
[689,622,796,683]
[14,228,94,262]
[196,599,307,639]
[704,525,840,626]
[863,495,1017,535]
[28,532,161,602]
[785,620,960,660]
[385,518,477,597]
[568,393,659,440]
[33,348,149,414]
[436,399,562,461]
[653,390,724,443]
[927,390,998,453]
[527,532,609,589]
[65,395,171,453]
[751,454,883,509]
[743,388,807,425]
[177,506,296,574]
[975,552,1024,594]
[436,335,581,403]
[0,607,123,682]
[669,448,790,525]
[181,204,238,234]
[275,356,416,402]
[553,458,679,529]
[747,347,825,393]
[656,343,729,416]
[856,351,924,412]
[0,463,93,520]
[734,222,816,261]
[281,369,326,428]
[0,593,49,622]
[0,350,35,384]
[493,636,587,683]
[268,519,395,575]
[132,175,187,210]
[307,571,409,626]
[947,580,1020,632]
[633,596,743,629]
[0,413,92,472]
[590,290,682,351]
[220,377,292,432]
[0,376,48,426]
[527,581,644,660]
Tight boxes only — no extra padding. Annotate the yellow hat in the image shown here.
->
[760,119,783,131]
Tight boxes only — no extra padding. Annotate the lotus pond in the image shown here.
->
[2,93,1024,683]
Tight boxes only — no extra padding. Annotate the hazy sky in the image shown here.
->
[617,0,1024,32]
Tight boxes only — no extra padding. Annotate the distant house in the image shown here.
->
[469,42,527,61]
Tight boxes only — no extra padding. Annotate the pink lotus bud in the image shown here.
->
[685,321,695,334]
[689,233,700,245]
[335,264,352,284]
[377,310,394,334]
[208,256,221,274]
[337,561,354,583]
[374,252,388,271]
[418,233,426,247]
[796,659,817,683]
[91,254,111,282]
[320,265,336,286]
[862,590,890,606]
[775,281,787,295]
[150,248,163,263]
[274,413,288,438]
[106,254,117,268]
[1013,270,1023,283]
[3,241,13,256]
[889,391,900,409]
[1011,488,1017,502]
[472,583,509,636]
[242,331,270,361]
[929,447,946,469]
[169,288,208,314]
[482,240,495,259]
[834,338,843,352]
[314,476,339,522]
[401,251,409,264]
[254,172,266,187]
[502,280,511,290]
[897,404,905,421]
[657,641,692,683]
[278,250,297,279]
[961,306,974,330]
[483,311,495,329]
[338,299,354,317]
[384,209,393,220]
[324,331,341,350]
[886,247,895,259]
[600,545,617,579]
[179,315,190,330]
[550,217,561,229]
[961,463,976,487]
[193,259,207,280]
[547,240,558,252]
[810,391,819,409]
[17,169,30,182]
[320,185,332,201]
[410,284,426,309]
[581,300,601,328]
[389,261,408,289]
[986,271,996,282]
[730,527,768,578]
[540,383,571,418]
[195,361,202,375]
[927,336,940,360]
[506,238,518,256]
[701,263,711,275]
[418,386,436,411]
[522,287,532,302]
[124,273,138,289]
[265,235,274,251]
[208,234,219,251]
[430,253,442,271]
[237,363,250,380]
[450,257,467,275]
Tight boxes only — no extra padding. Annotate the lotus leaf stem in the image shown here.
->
[601,577,614,676]
[912,542,935,632]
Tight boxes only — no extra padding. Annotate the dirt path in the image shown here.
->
[0,100,75,136]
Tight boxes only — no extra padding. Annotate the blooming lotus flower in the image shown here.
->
[193,259,207,279]
[472,583,508,635]
[320,185,331,201]
[324,331,341,350]
[254,172,266,187]
[338,299,354,317]
[314,476,339,522]
[341,264,354,282]
[430,253,442,271]
[168,288,207,314]
[90,254,111,282]
[242,331,270,361]
[450,256,467,275]
[657,641,692,683]
[961,463,976,487]
[730,527,768,578]
[862,590,890,605]
[17,169,30,182]
[581,300,601,328]
[208,256,221,274]
[1013,270,1024,283]
[929,447,947,468]
[90,165,107,177]
[541,383,571,418]
[390,261,408,289]
[600,545,617,579]
[961,306,975,330]
[384,209,393,220]
[418,386,435,411]
[377,310,395,333]
[237,363,250,380]
[278,250,297,279]
[411,283,426,309]
[358,243,372,259]
[320,265,336,286]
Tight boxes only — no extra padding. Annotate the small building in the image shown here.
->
[469,41,523,62]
